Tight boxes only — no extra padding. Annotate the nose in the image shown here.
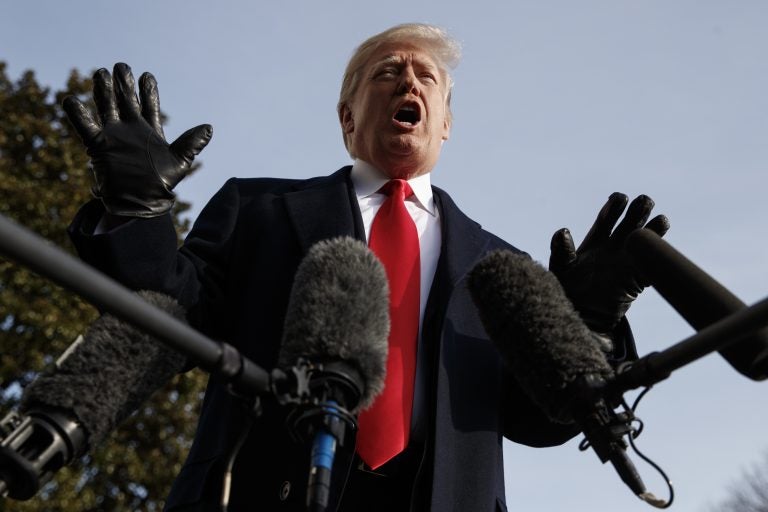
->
[397,67,420,96]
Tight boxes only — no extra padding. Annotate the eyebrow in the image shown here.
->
[370,54,440,74]
[372,55,405,68]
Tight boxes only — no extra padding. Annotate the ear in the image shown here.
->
[441,116,451,141]
[340,104,355,134]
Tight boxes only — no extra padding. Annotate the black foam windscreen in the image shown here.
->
[20,291,188,445]
[627,229,768,380]
[468,250,614,423]
[278,237,389,411]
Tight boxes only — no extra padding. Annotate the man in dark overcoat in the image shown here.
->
[64,23,668,512]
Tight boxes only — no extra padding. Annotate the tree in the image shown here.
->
[0,62,207,511]
[708,450,768,512]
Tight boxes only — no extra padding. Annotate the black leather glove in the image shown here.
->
[549,193,670,337]
[63,63,212,217]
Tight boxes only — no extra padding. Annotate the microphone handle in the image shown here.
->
[297,365,362,512]
[307,406,342,512]
[572,376,647,495]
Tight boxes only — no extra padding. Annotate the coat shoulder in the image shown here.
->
[222,166,352,200]
[432,184,527,257]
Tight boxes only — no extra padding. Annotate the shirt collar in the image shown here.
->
[351,159,437,216]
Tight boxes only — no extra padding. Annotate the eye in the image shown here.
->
[420,72,437,84]
[375,67,398,79]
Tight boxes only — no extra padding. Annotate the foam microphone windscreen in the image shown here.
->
[468,250,614,423]
[278,237,389,411]
[20,291,189,445]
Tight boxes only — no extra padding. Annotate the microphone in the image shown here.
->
[0,291,188,500]
[278,237,389,512]
[627,229,768,380]
[468,250,664,506]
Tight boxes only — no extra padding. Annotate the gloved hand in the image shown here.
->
[549,193,670,337]
[63,63,212,217]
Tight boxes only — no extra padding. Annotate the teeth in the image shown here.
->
[401,105,416,111]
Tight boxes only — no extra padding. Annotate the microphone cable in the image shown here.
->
[578,386,674,508]
[219,396,260,512]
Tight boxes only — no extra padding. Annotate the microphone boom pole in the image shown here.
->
[627,228,768,380]
[0,212,271,396]
[611,294,768,394]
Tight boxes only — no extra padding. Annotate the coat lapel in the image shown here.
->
[420,187,506,512]
[433,186,492,290]
[283,166,364,253]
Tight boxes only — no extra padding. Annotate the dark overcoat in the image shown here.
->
[69,167,580,512]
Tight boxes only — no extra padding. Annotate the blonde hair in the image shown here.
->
[337,23,462,154]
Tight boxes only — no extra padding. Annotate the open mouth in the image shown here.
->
[393,104,421,126]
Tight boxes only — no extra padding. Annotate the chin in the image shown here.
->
[376,140,440,178]
[382,158,433,180]
[388,135,419,154]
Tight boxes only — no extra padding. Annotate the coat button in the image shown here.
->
[279,480,291,501]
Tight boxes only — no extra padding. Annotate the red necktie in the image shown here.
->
[357,179,421,470]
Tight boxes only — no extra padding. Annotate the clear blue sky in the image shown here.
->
[3,1,767,510]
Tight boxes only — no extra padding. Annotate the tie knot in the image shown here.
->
[380,179,414,199]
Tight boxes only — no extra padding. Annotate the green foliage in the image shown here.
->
[0,62,207,511]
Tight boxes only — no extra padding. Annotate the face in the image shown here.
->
[341,42,451,179]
